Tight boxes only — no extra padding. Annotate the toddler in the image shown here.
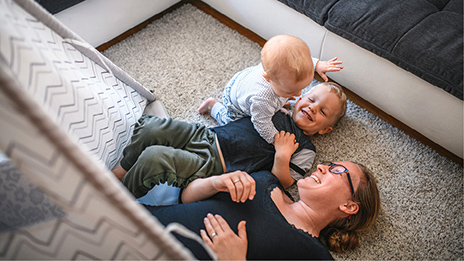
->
[113,82,347,198]
[198,34,343,144]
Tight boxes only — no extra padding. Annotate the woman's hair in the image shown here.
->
[261,35,313,83]
[320,163,381,253]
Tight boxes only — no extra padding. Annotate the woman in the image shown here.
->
[144,161,380,260]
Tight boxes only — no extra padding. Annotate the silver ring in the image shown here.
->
[210,232,217,239]
[233,179,240,183]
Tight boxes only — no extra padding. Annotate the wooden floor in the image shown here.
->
[97,0,463,166]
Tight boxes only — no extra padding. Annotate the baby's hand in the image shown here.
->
[281,97,296,115]
[274,131,299,157]
[280,107,291,115]
[315,57,344,82]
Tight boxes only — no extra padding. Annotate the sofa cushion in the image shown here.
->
[35,0,84,14]
[278,0,463,99]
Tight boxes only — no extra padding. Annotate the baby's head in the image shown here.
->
[292,82,347,136]
[261,35,314,98]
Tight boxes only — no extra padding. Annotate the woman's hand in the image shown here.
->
[212,171,256,203]
[181,171,256,203]
[201,213,247,261]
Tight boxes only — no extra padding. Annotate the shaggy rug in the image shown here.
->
[103,4,463,260]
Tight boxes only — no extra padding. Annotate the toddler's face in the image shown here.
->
[292,84,342,135]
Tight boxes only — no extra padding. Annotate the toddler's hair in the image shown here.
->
[261,35,313,83]
[323,82,347,125]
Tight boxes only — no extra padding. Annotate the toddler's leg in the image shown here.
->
[112,166,127,181]
[122,145,208,198]
[120,115,205,171]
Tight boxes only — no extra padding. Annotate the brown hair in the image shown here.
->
[261,35,313,83]
[320,163,381,253]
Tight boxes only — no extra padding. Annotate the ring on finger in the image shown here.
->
[233,179,240,183]
[211,232,218,239]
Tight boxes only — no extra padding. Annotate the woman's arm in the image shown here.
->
[181,171,256,203]
[272,131,299,188]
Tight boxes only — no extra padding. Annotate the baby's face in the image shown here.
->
[292,84,342,136]
[268,71,313,99]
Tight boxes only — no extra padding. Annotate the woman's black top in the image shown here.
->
[144,171,333,260]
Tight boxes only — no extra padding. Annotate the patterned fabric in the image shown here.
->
[0,0,193,259]
[0,0,147,169]
[213,63,288,143]
[0,152,66,233]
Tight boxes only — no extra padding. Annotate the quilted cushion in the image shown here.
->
[0,152,65,233]
[0,0,147,168]
[278,0,463,99]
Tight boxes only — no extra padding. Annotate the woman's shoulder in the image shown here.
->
[250,171,295,201]
[250,170,280,186]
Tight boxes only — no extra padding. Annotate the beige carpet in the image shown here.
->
[103,4,463,260]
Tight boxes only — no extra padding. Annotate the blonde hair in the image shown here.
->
[320,163,381,253]
[322,82,347,125]
[261,35,313,83]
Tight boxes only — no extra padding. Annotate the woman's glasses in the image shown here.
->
[321,162,356,199]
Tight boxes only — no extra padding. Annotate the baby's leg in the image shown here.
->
[211,102,233,125]
[198,97,217,115]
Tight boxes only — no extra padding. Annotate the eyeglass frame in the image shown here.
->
[321,162,356,200]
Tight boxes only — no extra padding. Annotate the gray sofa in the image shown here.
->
[279,0,462,99]
[204,0,464,159]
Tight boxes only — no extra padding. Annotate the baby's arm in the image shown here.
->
[315,57,344,82]
[249,95,281,144]
[272,131,299,188]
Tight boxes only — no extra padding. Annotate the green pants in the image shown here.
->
[121,115,224,198]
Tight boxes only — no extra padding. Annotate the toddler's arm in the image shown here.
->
[289,149,315,180]
[315,57,344,82]
[272,131,299,188]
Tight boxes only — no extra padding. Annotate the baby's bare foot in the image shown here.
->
[198,97,217,115]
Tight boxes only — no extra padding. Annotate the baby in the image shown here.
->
[198,34,343,144]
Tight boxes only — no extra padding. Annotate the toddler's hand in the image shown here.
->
[274,131,299,157]
[315,57,344,82]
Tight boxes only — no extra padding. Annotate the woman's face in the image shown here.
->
[297,161,362,209]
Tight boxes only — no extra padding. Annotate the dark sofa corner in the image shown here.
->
[278,0,463,99]
[34,0,85,14]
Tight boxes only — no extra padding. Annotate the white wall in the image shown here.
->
[54,0,181,47]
